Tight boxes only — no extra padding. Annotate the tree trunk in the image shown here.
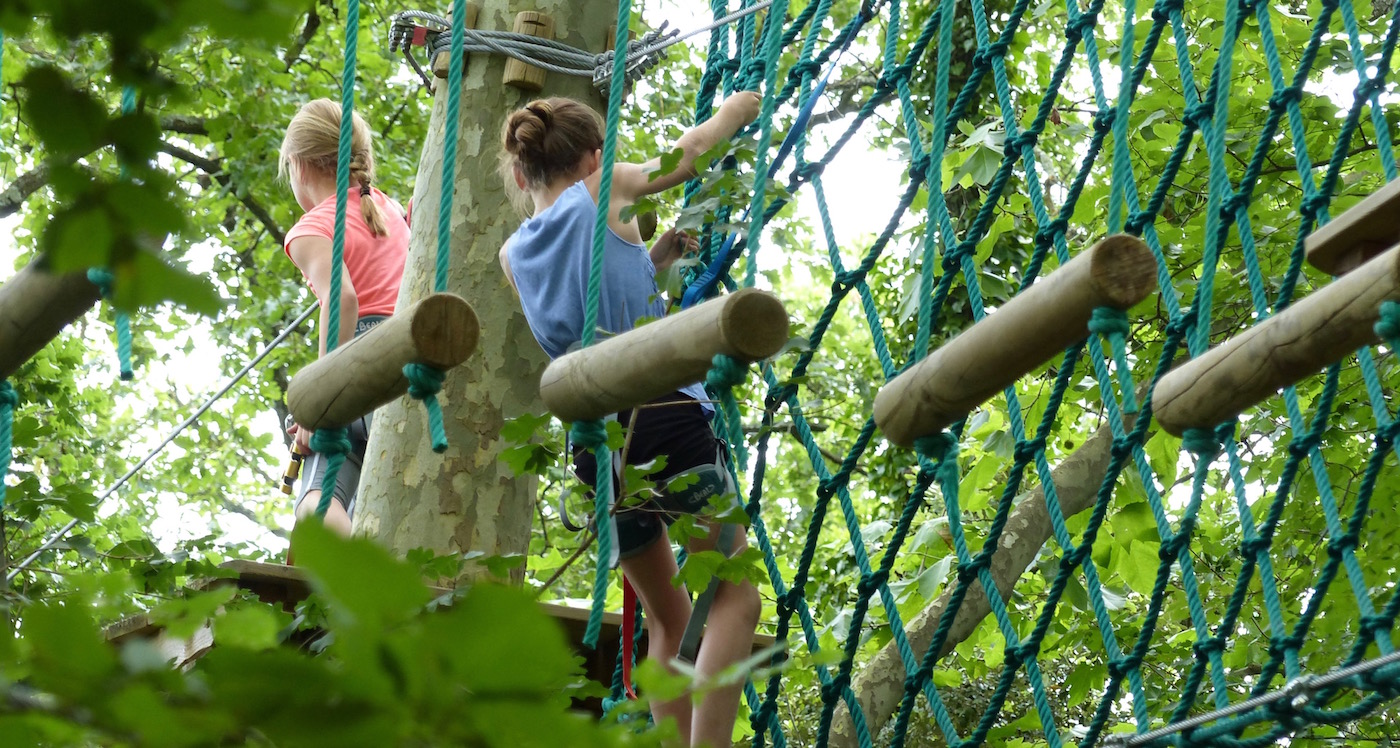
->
[828,411,1136,747]
[354,1,615,582]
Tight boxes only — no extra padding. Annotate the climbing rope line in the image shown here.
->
[563,0,1400,746]
[6,303,319,583]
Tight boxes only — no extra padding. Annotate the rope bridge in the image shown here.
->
[558,0,1400,746]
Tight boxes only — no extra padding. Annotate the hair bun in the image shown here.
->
[505,102,554,156]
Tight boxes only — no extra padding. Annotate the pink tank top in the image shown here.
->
[284,189,409,318]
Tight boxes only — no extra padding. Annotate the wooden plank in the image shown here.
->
[539,288,790,423]
[286,293,479,430]
[874,235,1156,447]
[1154,242,1400,436]
[1305,179,1400,275]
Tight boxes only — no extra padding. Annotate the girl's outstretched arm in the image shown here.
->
[610,91,763,201]
[288,235,360,357]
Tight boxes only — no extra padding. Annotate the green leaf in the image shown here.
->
[213,604,285,650]
[21,602,119,702]
[291,522,433,628]
[150,585,236,639]
[648,147,685,181]
[113,249,224,315]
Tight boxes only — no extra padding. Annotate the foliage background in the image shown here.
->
[1,0,1399,745]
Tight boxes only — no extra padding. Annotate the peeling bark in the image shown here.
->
[354,1,616,584]
[828,411,1136,747]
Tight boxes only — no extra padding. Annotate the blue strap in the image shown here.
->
[680,60,840,309]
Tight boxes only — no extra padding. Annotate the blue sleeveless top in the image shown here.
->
[508,181,710,413]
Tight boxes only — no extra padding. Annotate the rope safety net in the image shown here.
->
[560,0,1400,746]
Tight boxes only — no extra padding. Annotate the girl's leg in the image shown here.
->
[294,491,353,537]
[687,524,761,748]
[619,534,696,743]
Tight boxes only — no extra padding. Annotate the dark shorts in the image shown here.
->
[296,416,370,515]
[291,315,386,517]
[573,392,732,559]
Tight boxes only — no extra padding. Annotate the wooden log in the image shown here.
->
[430,2,481,79]
[1305,179,1400,275]
[0,260,102,381]
[286,293,480,430]
[1154,241,1400,436]
[539,288,790,423]
[502,11,553,91]
[873,234,1156,448]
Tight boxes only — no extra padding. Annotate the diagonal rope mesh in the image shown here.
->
[577,0,1400,745]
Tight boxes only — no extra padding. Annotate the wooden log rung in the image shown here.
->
[0,260,103,382]
[430,3,481,79]
[502,11,553,91]
[873,234,1157,448]
[1304,179,1400,276]
[1153,241,1400,437]
[539,288,790,423]
[287,293,479,430]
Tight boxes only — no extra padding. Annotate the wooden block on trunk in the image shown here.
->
[430,2,481,79]
[502,12,553,91]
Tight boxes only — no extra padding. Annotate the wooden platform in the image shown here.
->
[104,559,775,712]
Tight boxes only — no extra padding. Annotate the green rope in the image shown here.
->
[86,86,139,382]
[0,381,15,511]
[559,0,1400,743]
[311,0,361,519]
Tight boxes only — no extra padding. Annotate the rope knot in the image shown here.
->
[404,363,449,453]
[0,382,17,409]
[913,432,956,463]
[1301,191,1331,221]
[1238,535,1271,558]
[1106,654,1140,679]
[1110,437,1138,460]
[1222,190,1250,217]
[740,60,767,83]
[1326,534,1356,560]
[570,419,610,450]
[1268,85,1303,112]
[310,426,352,456]
[1375,301,1400,348]
[1034,218,1069,249]
[1151,0,1186,21]
[706,354,748,390]
[788,59,821,81]
[1165,309,1196,336]
[1186,101,1215,129]
[1181,426,1223,458]
[1377,419,1400,449]
[1124,210,1152,235]
[1088,307,1130,337]
[1064,13,1098,42]
[1354,75,1382,101]
[856,569,889,597]
[907,155,931,183]
[1090,108,1117,134]
[1285,432,1320,458]
[87,268,115,294]
[1192,636,1225,660]
[793,160,826,184]
[1012,437,1046,463]
[1006,131,1039,153]
[1359,614,1393,639]
[955,554,989,585]
[1267,634,1303,659]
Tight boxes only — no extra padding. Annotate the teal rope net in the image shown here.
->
[579,0,1400,745]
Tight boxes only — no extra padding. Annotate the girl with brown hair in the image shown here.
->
[498,92,762,747]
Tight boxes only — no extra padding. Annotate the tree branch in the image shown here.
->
[158,141,286,246]
[283,2,323,72]
[0,161,57,219]
[160,114,208,136]
[829,404,1143,747]
[218,497,289,540]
